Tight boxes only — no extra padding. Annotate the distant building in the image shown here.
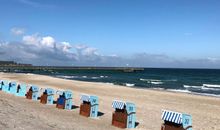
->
[0,61,17,65]
[0,61,32,66]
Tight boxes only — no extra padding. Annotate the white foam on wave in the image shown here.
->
[167,89,191,93]
[184,84,220,91]
[183,85,202,89]
[100,75,108,78]
[56,75,78,79]
[192,92,220,97]
[82,76,87,78]
[140,78,161,82]
[201,86,220,91]
[124,83,135,87]
[167,89,220,97]
[27,73,34,75]
[91,77,99,79]
[203,84,220,88]
[151,81,164,85]
[151,87,165,90]
[140,78,176,85]
[140,78,163,85]
[105,82,114,85]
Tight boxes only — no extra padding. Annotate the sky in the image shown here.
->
[0,0,220,68]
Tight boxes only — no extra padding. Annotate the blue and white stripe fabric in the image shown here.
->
[161,110,182,124]
[112,100,125,110]
[80,94,90,102]
[56,90,63,95]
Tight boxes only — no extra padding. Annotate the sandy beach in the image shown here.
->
[0,72,220,130]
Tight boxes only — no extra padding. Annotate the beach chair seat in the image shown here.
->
[26,90,33,99]
[79,94,99,118]
[40,88,54,105]
[161,110,192,130]
[80,102,91,117]
[56,97,65,109]
[112,100,136,129]
[112,110,128,128]
[56,90,73,110]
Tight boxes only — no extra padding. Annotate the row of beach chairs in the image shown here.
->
[0,80,192,129]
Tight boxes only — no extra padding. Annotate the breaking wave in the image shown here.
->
[184,84,220,91]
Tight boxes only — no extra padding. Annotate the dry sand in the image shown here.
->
[0,72,220,130]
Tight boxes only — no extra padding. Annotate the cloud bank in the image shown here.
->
[0,32,220,68]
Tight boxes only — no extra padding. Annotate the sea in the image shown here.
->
[18,68,220,97]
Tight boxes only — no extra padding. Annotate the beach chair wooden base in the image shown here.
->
[112,112,127,128]
[80,103,91,117]
[40,94,47,104]
[26,91,33,99]
[56,104,65,109]
[161,124,184,130]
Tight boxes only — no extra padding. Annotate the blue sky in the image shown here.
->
[0,0,220,68]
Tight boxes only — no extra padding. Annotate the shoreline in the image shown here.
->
[0,72,220,130]
[33,72,220,99]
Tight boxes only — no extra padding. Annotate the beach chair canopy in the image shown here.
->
[3,80,8,84]
[80,94,99,105]
[45,88,54,95]
[31,86,39,92]
[0,80,4,85]
[80,94,90,102]
[161,110,182,124]
[63,90,73,99]
[56,90,63,95]
[10,82,17,86]
[112,100,126,110]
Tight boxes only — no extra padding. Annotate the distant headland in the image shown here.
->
[0,60,144,72]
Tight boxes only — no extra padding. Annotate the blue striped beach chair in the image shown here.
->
[1,80,9,93]
[15,83,27,97]
[112,100,136,128]
[40,88,54,105]
[0,80,5,91]
[26,85,39,101]
[56,90,73,110]
[8,82,17,94]
[161,110,192,130]
[79,94,99,118]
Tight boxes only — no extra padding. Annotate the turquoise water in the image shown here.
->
[27,68,220,97]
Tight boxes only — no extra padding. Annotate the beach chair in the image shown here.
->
[56,90,73,110]
[79,94,99,118]
[26,86,39,101]
[1,80,9,93]
[8,82,17,94]
[112,100,136,128]
[40,88,54,105]
[0,80,4,90]
[161,110,192,130]
[15,83,27,97]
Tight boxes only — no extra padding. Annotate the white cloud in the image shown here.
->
[23,34,41,45]
[41,36,55,48]
[11,27,25,35]
[1,32,220,68]
[61,42,72,52]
